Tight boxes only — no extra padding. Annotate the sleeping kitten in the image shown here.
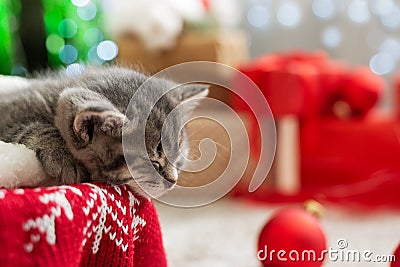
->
[0,66,208,196]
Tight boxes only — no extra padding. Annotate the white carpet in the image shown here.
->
[156,198,400,267]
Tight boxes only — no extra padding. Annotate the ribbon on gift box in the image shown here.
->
[232,51,385,162]
[233,50,384,120]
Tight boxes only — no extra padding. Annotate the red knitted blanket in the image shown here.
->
[0,183,167,267]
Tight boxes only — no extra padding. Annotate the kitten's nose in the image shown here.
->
[162,167,178,186]
[163,176,177,184]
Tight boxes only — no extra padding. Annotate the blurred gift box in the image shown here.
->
[116,30,248,103]
[231,51,400,209]
[117,31,247,73]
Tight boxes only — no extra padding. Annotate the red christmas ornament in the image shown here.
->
[257,201,326,267]
[391,243,400,267]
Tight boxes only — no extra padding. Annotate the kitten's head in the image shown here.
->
[67,80,208,197]
[122,81,209,197]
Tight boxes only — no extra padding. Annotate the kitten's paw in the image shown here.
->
[99,112,127,138]
[39,152,88,184]
[60,161,89,184]
[73,110,127,144]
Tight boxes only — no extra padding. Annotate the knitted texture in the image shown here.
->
[0,183,167,267]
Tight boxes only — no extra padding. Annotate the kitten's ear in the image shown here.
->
[73,110,127,144]
[172,84,209,115]
[174,84,210,103]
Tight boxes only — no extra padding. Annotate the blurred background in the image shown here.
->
[1,0,400,266]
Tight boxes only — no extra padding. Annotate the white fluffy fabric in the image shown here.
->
[104,0,187,50]
[0,141,49,188]
[0,75,50,188]
[0,75,29,94]
[104,0,241,51]
[209,0,242,29]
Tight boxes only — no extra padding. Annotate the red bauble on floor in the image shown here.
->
[391,243,400,267]
[257,204,326,267]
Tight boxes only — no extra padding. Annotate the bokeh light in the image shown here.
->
[369,52,396,75]
[88,46,104,65]
[321,26,342,48]
[11,65,28,76]
[45,34,65,54]
[84,27,103,47]
[247,5,271,29]
[65,63,85,76]
[97,40,118,61]
[312,0,336,20]
[380,7,400,29]
[379,38,400,61]
[347,0,370,24]
[71,0,90,8]
[370,0,395,16]
[59,44,78,64]
[77,2,97,21]
[58,19,78,39]
[277,1,302,28]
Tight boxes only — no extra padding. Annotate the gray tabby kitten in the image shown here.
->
[0,66,208,196]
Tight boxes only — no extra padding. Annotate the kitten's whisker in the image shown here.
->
[185,131,199,141]
[178,147,230,165]
[186,139,231,154]
[185,124,210,137]
[178,148,201,161]
[214,151,229,161]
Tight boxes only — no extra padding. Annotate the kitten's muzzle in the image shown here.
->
[159,165,178,185]
[163,175,177,184]
[163,179,175,188]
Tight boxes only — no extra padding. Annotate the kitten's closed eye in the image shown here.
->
[156,142,163,157]
[152,161,161,172]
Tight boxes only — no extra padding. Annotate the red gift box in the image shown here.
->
[301,112,400,186]
[231,51,400,209]
[233,50,383,120]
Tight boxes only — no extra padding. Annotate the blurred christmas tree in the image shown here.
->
[0,0,17,74]
[0,0,117,75]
